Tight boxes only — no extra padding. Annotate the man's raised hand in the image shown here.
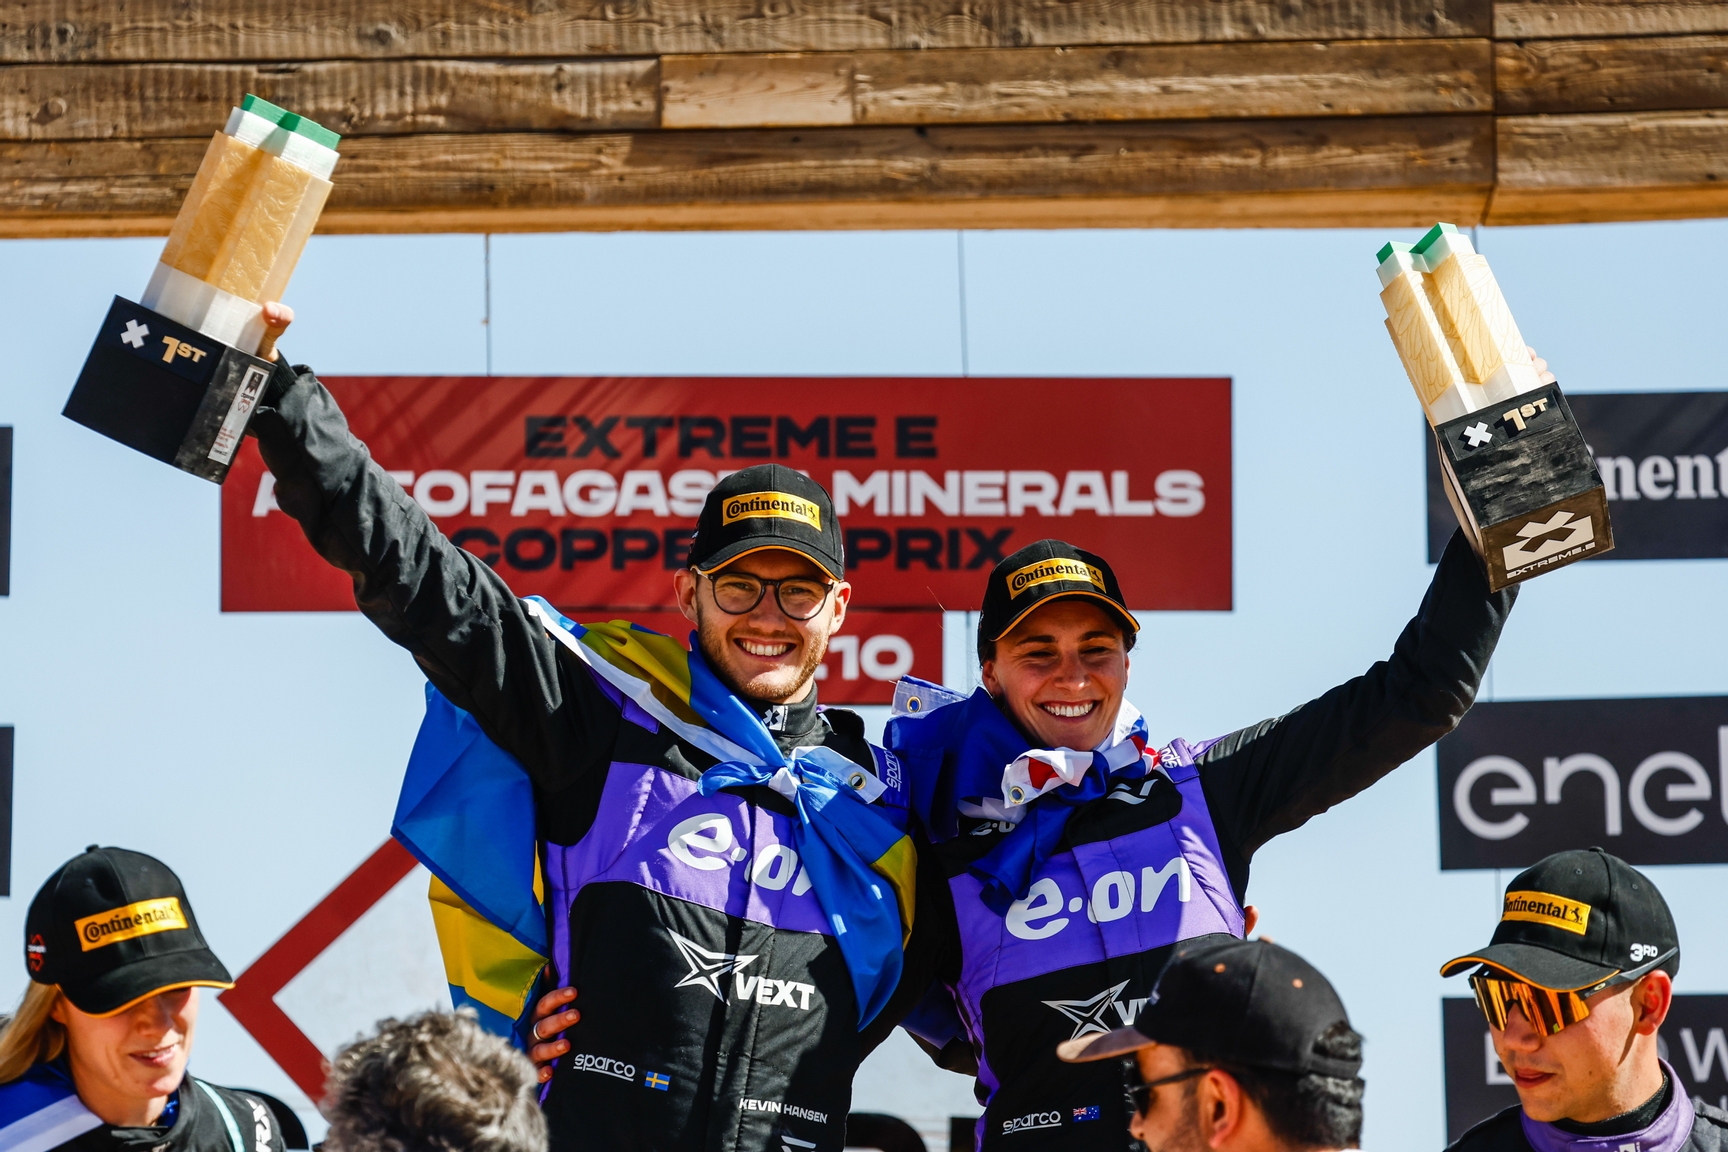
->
[259,301,294,362]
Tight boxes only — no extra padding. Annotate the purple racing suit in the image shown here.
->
[250,362,951,1152]
[890,530,1516,1150]
[1448,1065,1728,1152]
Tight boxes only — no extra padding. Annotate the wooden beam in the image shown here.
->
[0,0,1491,63]
[662,39,1493,128]
[1489,109,1728,222]
[0,116,1494,235]
[0,59,661,140]
[1494,1,1728,40]
[1497,34,1728,114]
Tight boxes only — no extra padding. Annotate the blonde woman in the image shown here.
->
[0,846,285,1152]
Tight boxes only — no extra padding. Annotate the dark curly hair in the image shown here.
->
[321,1010,546,1152]
[1203,1021,1365,1149]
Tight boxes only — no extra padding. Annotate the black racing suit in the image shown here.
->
[249,361,952,1152]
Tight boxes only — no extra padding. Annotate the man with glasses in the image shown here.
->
[246,306,948,1152]
[1056,937,1364,1152]
[1441,848,1728,1151]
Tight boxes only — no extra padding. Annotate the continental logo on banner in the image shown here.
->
[75,898,187,952]
[1008,558,1105,597]
[1502,891,1591,936]
[722,492,822,532]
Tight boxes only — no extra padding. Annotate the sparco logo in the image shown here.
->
[570,1053,635,1081]
[1006,557,1104,596]
[1005,858,1191,941]
[73,898,187,952]
[721,491,821,531]
[1002,1111,1063,1135]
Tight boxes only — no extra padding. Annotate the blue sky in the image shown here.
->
[2,218,1725,1149]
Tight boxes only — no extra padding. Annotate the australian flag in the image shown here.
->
[1073,1106,1100,1122]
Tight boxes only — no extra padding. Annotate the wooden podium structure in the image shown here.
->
[3,0,1726,233]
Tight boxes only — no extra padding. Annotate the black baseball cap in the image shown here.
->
[978,539,1138,645]
[689,464,844,581]
[1057,937,1360,1079]
[25,846,233,1016]
[1441,847,1679,991]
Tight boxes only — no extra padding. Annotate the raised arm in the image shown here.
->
[1197,530,1516,895]
[249,356,616,789]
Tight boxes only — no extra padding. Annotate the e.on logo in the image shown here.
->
[664,813,813,895]
[1453,727,1728,842]
[1004,859,1192,941]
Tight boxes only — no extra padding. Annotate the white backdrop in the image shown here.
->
[2,220,1726,1149]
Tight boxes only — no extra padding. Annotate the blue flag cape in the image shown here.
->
[393,598,916,1035]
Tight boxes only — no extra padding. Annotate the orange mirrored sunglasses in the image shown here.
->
[1469,973,1597,1036]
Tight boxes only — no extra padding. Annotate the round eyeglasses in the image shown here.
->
[702,571,835,621]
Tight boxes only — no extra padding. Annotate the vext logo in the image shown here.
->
[667,931,817,1010]
[1043,981,1147,1040]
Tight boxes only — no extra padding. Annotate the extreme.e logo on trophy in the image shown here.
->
[1377,223,1615,589]
[63,96,339,483]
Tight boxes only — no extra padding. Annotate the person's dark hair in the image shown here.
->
[1194,1021,1365,1149]
[321,1010,547,1152]
[976,616,1137,667]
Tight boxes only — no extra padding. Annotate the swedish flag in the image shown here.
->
[392,598,917,1037]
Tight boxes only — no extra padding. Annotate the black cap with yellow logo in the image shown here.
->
[690,464,844,581]
[25,846,233,1016]
[1440,847,1679,992]
[979,539,1139,647]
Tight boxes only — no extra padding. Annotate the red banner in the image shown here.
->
[222,376,1231,612]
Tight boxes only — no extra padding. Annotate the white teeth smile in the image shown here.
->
[1041,701,1096,718]
[739,640,794,658]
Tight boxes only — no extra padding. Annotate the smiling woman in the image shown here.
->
[0,847,287,1152]
[977,540,1139,752]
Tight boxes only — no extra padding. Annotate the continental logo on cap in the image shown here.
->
[75,897,187,952]
[722,492,821,532]
[1007,557,1106,597]
[1502,891,1590,936]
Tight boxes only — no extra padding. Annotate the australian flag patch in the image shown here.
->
[1073,1106,1100,1122]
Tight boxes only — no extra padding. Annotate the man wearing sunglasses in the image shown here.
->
[246,307,949,1152]
[1442,847,1728,1151]
[1056,937,1364,1151]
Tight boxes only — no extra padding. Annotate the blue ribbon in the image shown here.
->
[888,687,1148,914]
[697,734,909,1029]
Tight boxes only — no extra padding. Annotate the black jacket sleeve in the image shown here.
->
[1196,529,1516,900]
[248,358,617,792]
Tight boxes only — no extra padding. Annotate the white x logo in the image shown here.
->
[1462,422,1492,448]
[120,319,150,348]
